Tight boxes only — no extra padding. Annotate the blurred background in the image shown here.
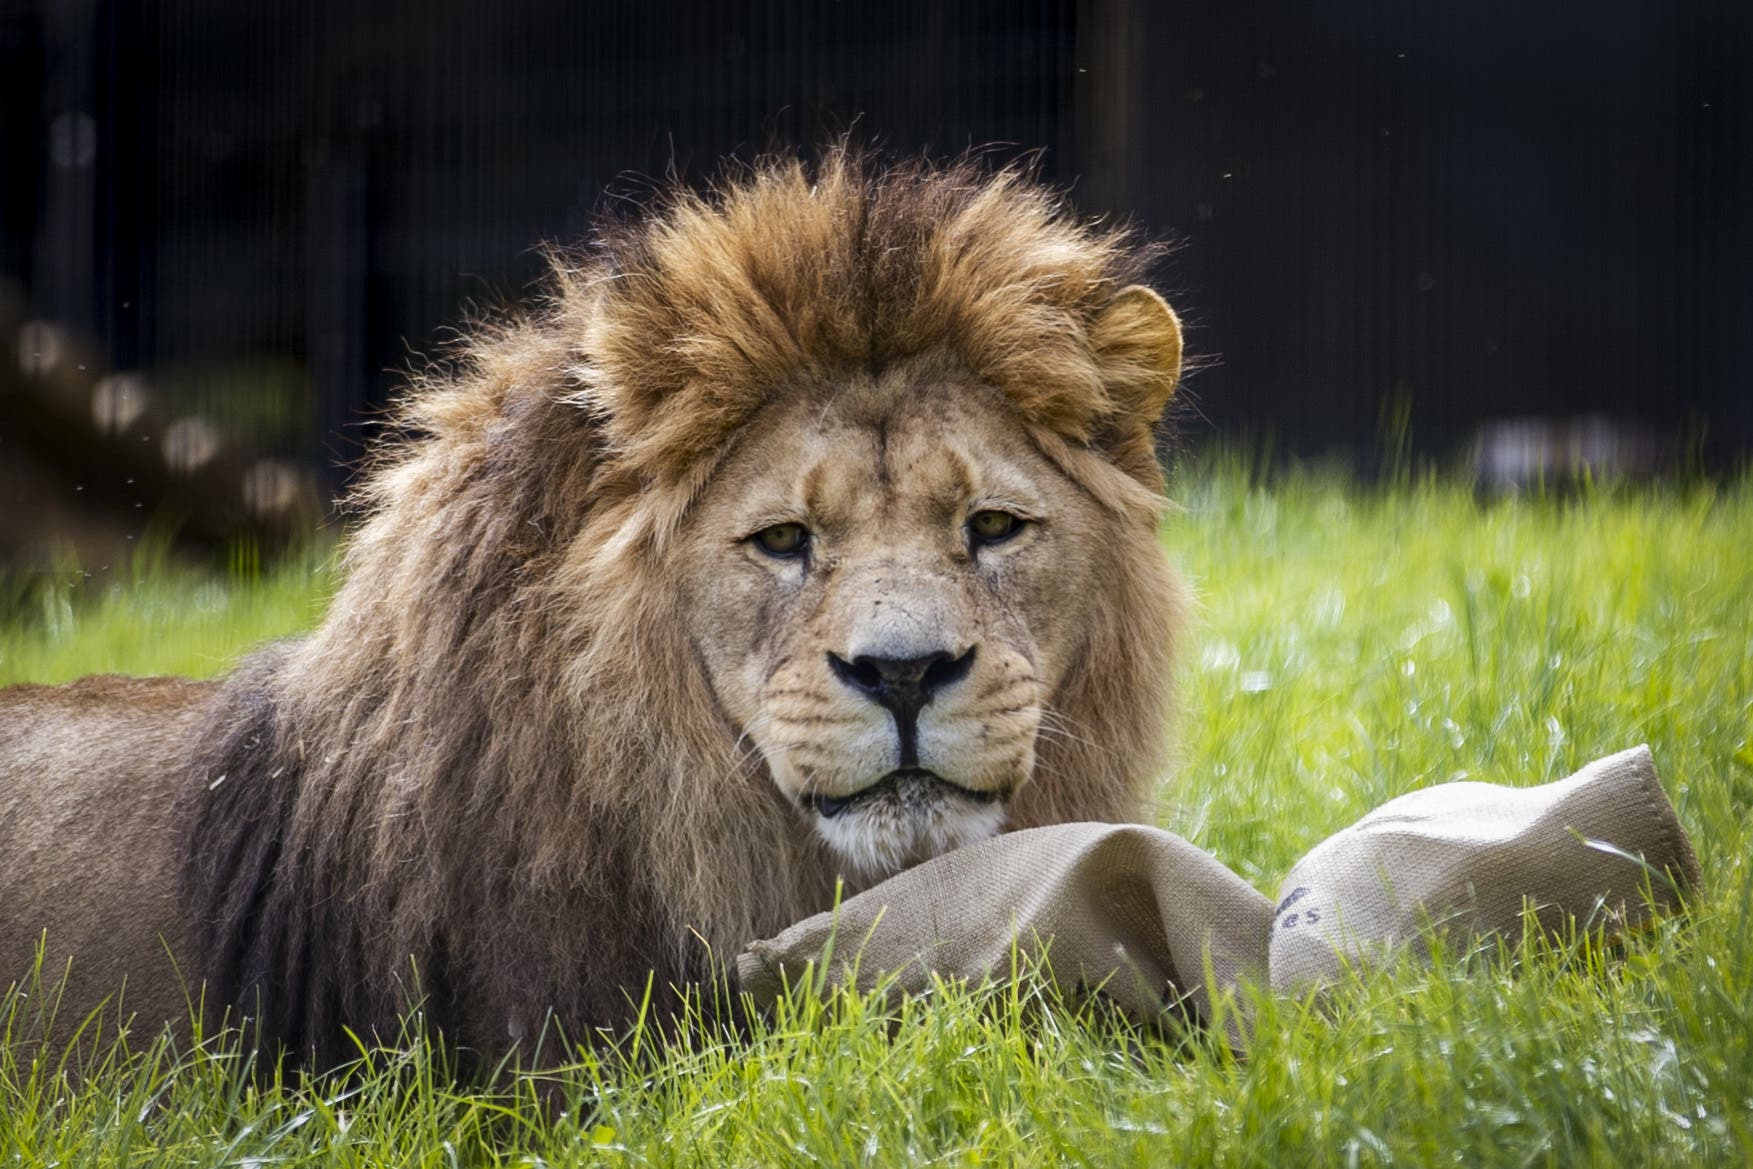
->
[2,0,1749,567]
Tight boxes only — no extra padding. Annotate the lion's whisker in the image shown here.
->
[1032,709,1127,763]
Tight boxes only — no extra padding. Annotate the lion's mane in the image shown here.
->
[179,147,1183,1064]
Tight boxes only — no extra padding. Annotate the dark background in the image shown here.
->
[2,0,1749,554]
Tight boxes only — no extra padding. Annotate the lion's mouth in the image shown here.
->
[802,768,1002,819]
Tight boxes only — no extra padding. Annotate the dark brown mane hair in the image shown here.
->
[178,145,1181,1066]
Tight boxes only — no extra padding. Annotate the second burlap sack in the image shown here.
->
[1267,743,1700,993]
[735,745,1700,1029]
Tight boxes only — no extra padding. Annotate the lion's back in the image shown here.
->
[0,675,215,1039]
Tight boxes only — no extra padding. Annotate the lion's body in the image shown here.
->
[1,149,1188,1066]
[0,677,209,1033]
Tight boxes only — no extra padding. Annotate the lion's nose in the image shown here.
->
[827,647,976,766]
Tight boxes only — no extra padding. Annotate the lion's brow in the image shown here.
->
[798,456,834,516]
[924,444,977,503]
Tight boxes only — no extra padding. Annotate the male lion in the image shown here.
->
[0,148,1186,1065]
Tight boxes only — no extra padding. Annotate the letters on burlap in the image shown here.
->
[735,746,1700,1026]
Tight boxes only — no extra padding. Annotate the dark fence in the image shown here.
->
[3,0,1749,508]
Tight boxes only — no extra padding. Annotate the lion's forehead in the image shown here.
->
[748,382,1056,533]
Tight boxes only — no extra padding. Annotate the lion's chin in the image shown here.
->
[805,769,1010,882]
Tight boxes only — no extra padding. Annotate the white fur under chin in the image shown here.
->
[813,800,1009,883]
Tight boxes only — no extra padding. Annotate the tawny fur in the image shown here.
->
[1,147,1186,1066]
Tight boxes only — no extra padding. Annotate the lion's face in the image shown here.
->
[679,359,1123,881]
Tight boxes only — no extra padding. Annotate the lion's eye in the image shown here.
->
[968,509,1023,546]
[753,523,810,558]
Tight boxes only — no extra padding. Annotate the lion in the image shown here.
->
[0,147,1187,1067]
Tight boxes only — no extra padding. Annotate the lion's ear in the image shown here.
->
[1091,284,1183,487]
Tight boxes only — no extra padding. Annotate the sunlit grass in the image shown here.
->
[2,460,1749,1166]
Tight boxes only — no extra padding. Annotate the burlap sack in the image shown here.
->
[735,822,1273,1029]
[735,746,1698,1026]
[1268,743,1700,993]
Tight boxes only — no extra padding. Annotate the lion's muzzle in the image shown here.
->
[744,555,1049,878]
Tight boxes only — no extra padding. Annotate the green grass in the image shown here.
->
[3,462,1750,1167]
[0,542,336,686]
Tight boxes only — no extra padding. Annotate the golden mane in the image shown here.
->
[177,146,1183,1064]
